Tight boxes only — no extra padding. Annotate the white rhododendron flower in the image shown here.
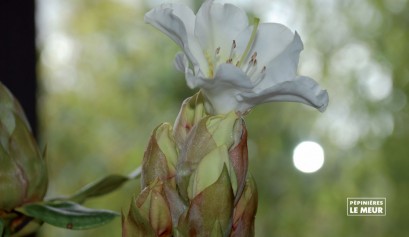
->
[145,0,329,114]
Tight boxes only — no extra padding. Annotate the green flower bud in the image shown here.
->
[0,83,48,211]
[173,92,207,148]
[123,179,172,237]
[130,91,257,237]
[176,112,240,201]
[141,123,178,188]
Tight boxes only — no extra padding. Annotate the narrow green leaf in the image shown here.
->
[17,201,118,230]
[64,165,141,204]
[68,175,130,203]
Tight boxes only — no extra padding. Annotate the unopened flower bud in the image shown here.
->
[141,123,178,188]
[0,83,48,211]
[173,92,207,148]
[176,112,239,201]
[123,179,172,237]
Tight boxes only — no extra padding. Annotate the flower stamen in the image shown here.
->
[245,58,257,74]
[207,47,221,77]
[229,40,236,59]
[252,66,267,85]
[248,59,258,76]
[224,40,237,64]
[251,52,257,62]
[214,47,221,66]
[215,47,221,55]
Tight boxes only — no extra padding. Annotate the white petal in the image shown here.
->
[174,52,198,89]
[145,3,209,74]
[236,76,329,112]
[198,64,255,114]
[253,32,304,92]
[174,52,187,72]
[235,23,295,69]
[195,0,249,59]
[144,3,194,52]
[202,88,240,114]
[197,63,253,90]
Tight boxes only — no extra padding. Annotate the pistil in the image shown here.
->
[237,17,260,68]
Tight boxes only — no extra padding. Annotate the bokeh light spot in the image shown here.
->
[293,141,325,173]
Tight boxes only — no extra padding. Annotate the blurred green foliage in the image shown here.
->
[37,0,409,236]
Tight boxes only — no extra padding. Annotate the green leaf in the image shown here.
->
[62,166,141,204]
[17,201,118,230]
[68,175,130,203]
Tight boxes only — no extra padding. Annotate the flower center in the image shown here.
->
[205,18,266,83]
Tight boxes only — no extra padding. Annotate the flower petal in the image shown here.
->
[174,52,200,89]
[256,32,304,92]
[144,3,194,52]
[198,64,255,114]
[202,88,239,115]
[174,52,188,73]
[207,64,253,89]
[145,3,208,74]
[195,0,249,60]
[236,76,329,112]
[236,23,295,68]
[233,24,300,88]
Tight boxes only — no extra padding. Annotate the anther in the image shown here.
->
[251,52,257,61]
[261,66,266,73]
[215,47,220,55]
[226,58,233,63]
[229,40,236,60]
